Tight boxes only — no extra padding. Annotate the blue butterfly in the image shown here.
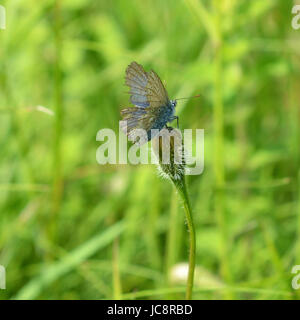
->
[120,62,178,144]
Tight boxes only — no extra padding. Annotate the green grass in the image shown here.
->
[0,0,299,299]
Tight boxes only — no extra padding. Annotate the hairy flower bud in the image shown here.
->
[152,127,186,183]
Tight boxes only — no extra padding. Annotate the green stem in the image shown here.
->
[174,179,196,300]
[165,189,181,285]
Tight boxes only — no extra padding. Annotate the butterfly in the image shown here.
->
[120,62,178,145]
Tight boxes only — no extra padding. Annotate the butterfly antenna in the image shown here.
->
[175,94,202,101]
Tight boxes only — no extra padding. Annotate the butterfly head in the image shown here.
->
[170,100,177,108]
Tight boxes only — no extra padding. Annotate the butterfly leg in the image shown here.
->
[169,116,179,128]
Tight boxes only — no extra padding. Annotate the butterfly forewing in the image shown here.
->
[147,70,169,107]
[125,62,169,108]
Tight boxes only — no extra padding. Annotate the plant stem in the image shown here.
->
[174,179,196,300]
[165,189,181,286]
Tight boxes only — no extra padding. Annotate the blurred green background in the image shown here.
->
[0,0,300,299]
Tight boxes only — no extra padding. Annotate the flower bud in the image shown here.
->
[152,127,186,183]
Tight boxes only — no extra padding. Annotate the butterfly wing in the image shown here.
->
[125,61,169,108]
[120,106,164,145]
[121,62,171,144]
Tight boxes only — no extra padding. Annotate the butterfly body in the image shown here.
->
[120,62,178,144]
[150,101,176,129]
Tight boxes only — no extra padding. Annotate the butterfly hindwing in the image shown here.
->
[120,106,165,144]
[120,107,147,131]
